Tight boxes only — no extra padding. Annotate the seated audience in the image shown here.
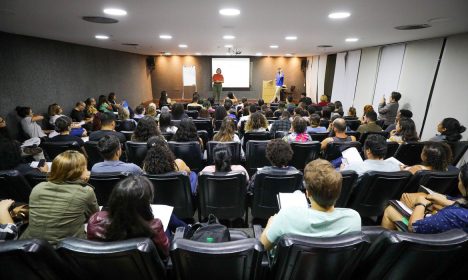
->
[238,104,257,128]
[145,103,158,119]
[317,94,329,107]
[171,103,189,120]
[286,95,296,113]
[404,142,451,174]
[388,117,419,144]
[20,150,99,245]
[307,114,327,133]
[49,116,86,149]
[16,106,47,139]
[385,109,413,133]
[347,107,357,118]
[244,112,268,133]
[381,163,468,233]
[87,176,171,258]
[84,97,98,120]
[117,107,137,131]
[284,117,312,143]
[144,136,197,193]
[356,111,382,134]
[213,106,228,127]
[92,135,143,175]
[321,118,357,150]
[172,118,204,149]
[273,101,286,118]
[159,112,177,134]
[429,117,466,143]
[201,145,249,181]
[188,93,203,109]
[133,105,146,119]
[270,111,291,137]
[97,95,114,113]
[378,91,401,126]
[224,99,238,121]
[131,116,161,142]
[158,90,171,109]
[0,137,48,174]
[48,103,65,126]
[0,199,19,241]
[213,117,241,143]
[334,101,344,117]
[107,92,120,111]
[342,134,400,176]
[70,101,92,125]
[360,104,374,123]
[299,92,312,106]
[89,112,126,143]
[260,159,361,250]
[226,92,238,105]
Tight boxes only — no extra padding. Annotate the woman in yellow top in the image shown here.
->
[212,68,224,104]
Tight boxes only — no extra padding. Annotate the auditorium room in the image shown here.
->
[1,0,468,279]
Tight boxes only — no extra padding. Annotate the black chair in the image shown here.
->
[336,170,358,207]
[348,171,412,219]
[0,170,32,202]
[344,116,358,120]
[404,169,460,194]
[289,141,321,170]
[206,141,242,165]
[57,238,167,280]
[324,141,362,161]
[245,140,270,175]
[120,130,134,142]
[251,168,303,220]
[242,131,271,151]
[272,232,370,280]
[170,236,264,280]
[385,141,400,159]
[88,172,129,206]
[214,119,223,130]
[449,141,468,165]
[308,132,329,142]
[197,130,209,150]
[274,130,289,139]
[25,171,48,188]
[393,141,426,166]
[170,119,181,127]
[42,141,81,160]
[319,119,329,127]
[198,171,248,223]
[358,131,389,144]
[186,110,199,119]
[193,119,214,139]
[116,120,137,132]
[187,105,202,111]
[168,141,203,172]
[345,131,360,140]
[346,119,362,131]
[0,239,66,280]
[125,141,148,167]
[145,172,195,220]
[354,229,468,280]
[161,132,173,141]
[375,120,385,129]
[84,141,104,170]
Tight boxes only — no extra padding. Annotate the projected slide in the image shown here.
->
[211,58,250,88]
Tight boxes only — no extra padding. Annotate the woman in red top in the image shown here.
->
[212,68,224,104]
[87,176,170,258]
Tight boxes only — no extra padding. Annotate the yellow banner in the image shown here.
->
[262,80,276,101]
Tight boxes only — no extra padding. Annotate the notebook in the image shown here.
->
[277,190,309,210]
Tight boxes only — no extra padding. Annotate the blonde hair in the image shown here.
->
[146,103,157,117]
[48,150,87,183]
[213,117,236,142]
[320,95,328,102]
[245,112,268,132]
[118,107,130,120]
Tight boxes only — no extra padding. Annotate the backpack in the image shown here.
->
[184,214,230,242]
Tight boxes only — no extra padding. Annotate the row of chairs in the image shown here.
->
[1,227,466,280]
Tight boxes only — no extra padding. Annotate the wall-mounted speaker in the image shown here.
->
[146,56,155,71]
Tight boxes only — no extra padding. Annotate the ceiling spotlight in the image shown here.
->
[328,12,351,19]
[103,8,127,16]
[223,35,235,40]
[95,34,109,40]
[255,52,263,56]
[164,52,171,55]
[270,45,279,49]
[345,38,359,42]
[219,8,240,16]
[195,52,202,55]
[178,44,188,48]
[285,53,292,56]
[285,36,297,40]
[224,44,233,48]
[226,52,231,55]
[159,34,172,39]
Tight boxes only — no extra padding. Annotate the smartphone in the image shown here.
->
[38,159,46,168]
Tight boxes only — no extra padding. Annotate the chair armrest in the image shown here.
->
[394,221,409,232]
[174,226,186,240]
[253,224,263,239]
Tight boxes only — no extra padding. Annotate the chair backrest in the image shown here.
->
[324,141,362,161]
[449,141,468,165]
[349,171,412,218]
[289,141,321,170]
[206,141,242,165]
[57,237,167,280]
[42,141,81,160]
[84,141,104,170]
[242,131,271,151]
[121,130,134,142]
[273,232,370,280]
[251,168,303,219]
[359,131,389,144]
[356,229,468,280]
[0,239,66,280]
[161,132,173,141]
[308,132,329,142]
[319,119,329,127]
[274,130,289,139]
[197,130,209,150]
[187,105,202,111]
[385,141,400,159]
[168,141,203,172]
[125,141,148,167]
[170,238,264,280]
[393,142,425,166]
[346,119,362,131]
[116,120,137,132]
[185,110,199,119]
[245,140,270,175]
[198,171,247,220]
[405,169,460,194]
[145,172,195,219]
[0,169,32,203]
[88,172,129,206]
[193,119,214,139]
[214,119,223,130]
[25,172,48,188]
[336,170,358,207]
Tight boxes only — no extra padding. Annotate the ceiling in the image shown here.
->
[1,0,468,56]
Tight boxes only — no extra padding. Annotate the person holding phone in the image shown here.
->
[212,68,224,104]
[378,91,401,127]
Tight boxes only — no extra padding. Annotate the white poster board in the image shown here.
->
[183,65,196,86]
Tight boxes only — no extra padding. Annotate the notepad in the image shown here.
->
[277,190,309,210]
[341,147,363,166]
[30,161,52,170]
[151,204,174,231]
[385,157,404,166]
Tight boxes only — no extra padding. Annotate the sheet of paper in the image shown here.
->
[81,136,89,142]
[341,147,363,165]
[418,185,438,195]
[30,161,52,170]
[277,190,309,209]
[385,157,404,166]
[396,200,413,215]
[151,204,174,231]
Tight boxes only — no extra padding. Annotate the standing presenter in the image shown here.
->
[271,67,284,103]
[212,68,224,104]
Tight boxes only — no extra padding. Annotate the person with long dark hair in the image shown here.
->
[201,145,249,181]
[430,117,466,142]
[159,112,178,134]
[131,116,161,142]
[97,95,113,113]
[404,142,452,174]
[388,117,419,144]
[158,90,171,109]
[172,118,203,149]
[171,103,188,120]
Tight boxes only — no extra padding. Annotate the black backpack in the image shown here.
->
[184,214,230,242]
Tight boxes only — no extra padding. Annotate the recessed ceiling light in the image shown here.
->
[345,38,359,42]
[285,36,297,40]
[159,34,172,39]
[328,12,351,19]
[270,45,279,49]
[223,35,235,40]
[219,8,240,16]
[285,53,292,56]
[255,52,263,56]
[95,34,109,40]
[226,52,231,55]
[178,44,188,48]
[103,8,127,16]
[224,44,233,48]
[195,52,202,55]
[164,52,171,55]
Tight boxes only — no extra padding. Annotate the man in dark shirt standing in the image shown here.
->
[89,112,126,143]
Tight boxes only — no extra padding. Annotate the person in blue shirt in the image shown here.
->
[381,163,468,233]
[270,67,284,103]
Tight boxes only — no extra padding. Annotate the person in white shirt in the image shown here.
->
[16,106,46,139]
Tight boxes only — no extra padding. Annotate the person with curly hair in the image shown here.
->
[404,142,452,174]
[143,136,197,193]
[283,116,312,143]
[158,112,178,134]
[429,117,466,143]
[244,112,268,133]
[388,117,419,144]
[171,118,203,150]
[131,116,161,142]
